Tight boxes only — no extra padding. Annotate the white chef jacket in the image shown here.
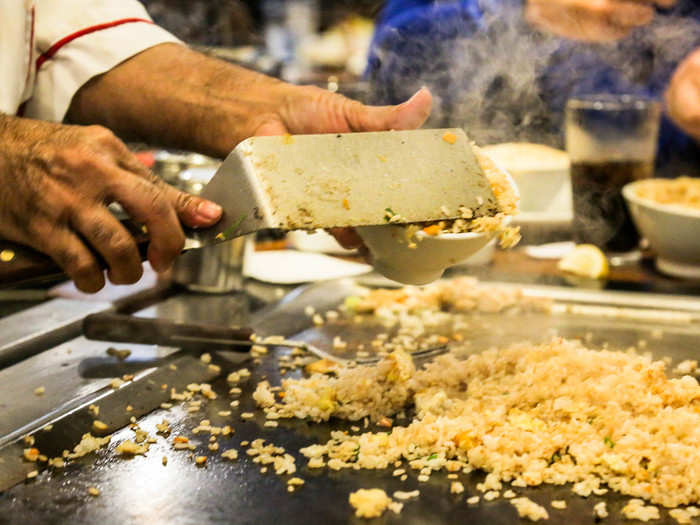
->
[1,0,181,122]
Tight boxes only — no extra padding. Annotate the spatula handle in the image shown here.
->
[0,241,65,288]
[83,312,255,351]
[0,223,150,289]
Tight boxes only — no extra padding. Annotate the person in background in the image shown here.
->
[661,35,700,144]
[1,1,432,293]
[367,0,700,177]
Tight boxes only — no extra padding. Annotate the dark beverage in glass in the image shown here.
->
[570,159,654,252]
[566,95,660,255]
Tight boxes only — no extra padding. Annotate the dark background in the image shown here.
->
[141,0,384,47]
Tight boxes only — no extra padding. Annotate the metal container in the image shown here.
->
[171,166,248,293]
[171,241,246,293]
[153,151,219,187]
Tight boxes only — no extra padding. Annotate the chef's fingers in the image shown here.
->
[71,207,143,285]
[329,228,364,250]
[155,180,223,229]
[343,87,433,132]
[254,119,290,137]
[30,223,105,293]
[115,150,223,230]
[109,170,186,272]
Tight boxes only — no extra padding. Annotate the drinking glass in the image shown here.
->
[565,95,661,257]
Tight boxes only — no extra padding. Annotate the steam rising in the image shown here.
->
[368,2,700,148]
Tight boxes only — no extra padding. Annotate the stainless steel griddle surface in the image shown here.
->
[2,279,700,525]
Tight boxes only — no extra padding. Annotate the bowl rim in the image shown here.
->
[622,179,700,220]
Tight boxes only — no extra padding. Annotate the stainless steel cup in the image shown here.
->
[172,238,247,293]
[565,94,661,253]
[171,166,248,293]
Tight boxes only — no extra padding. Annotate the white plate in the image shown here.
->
[243,249,371,284]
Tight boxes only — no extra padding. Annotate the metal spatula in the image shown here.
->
[184,128,498,248]
[0,128,498,287]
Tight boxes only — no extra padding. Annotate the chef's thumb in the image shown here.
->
[345,87,433,132]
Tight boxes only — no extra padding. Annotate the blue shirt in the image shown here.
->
[368,0,700,176]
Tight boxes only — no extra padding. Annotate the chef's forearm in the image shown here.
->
[66,43,291,157]
[666,48,700,142]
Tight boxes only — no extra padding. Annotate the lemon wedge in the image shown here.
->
[557,244,609,279]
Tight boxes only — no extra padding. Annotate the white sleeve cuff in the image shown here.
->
[25,21,182,122]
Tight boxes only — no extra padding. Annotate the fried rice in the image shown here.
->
[258,335,700,510]
[635,177,700,211]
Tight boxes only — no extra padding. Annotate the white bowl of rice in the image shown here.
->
[623,177,700,278]
[357,147,520,285]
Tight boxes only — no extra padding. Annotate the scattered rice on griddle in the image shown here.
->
[510,497,549,521]
[264,340,700,510]
[25,277,700,522]
[348,276,549,317]
[249,279,700,519]
[67,433,111,459]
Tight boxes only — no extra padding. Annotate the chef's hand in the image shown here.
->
[667,48,700,142]
[0,116,222,292]
[259,86,432,251]
[67,45,433,253]
[248,85,433,139]
[525,0,675,43]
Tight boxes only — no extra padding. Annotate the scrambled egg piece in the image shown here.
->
[349,488,393,518]
[115,440,149,456]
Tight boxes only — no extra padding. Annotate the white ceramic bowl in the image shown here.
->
[623,180,700,278]
[482,143,572,228]
[357,170,518,285]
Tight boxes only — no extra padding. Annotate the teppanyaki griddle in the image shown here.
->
[0,346,643,525]
[2,279,699,525]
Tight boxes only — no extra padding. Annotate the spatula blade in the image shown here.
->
[188,128,498,248]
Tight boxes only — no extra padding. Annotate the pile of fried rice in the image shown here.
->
[635,177,700,211]
[254,282,700,517]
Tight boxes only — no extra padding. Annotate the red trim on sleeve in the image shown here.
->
[35,18,154,70]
